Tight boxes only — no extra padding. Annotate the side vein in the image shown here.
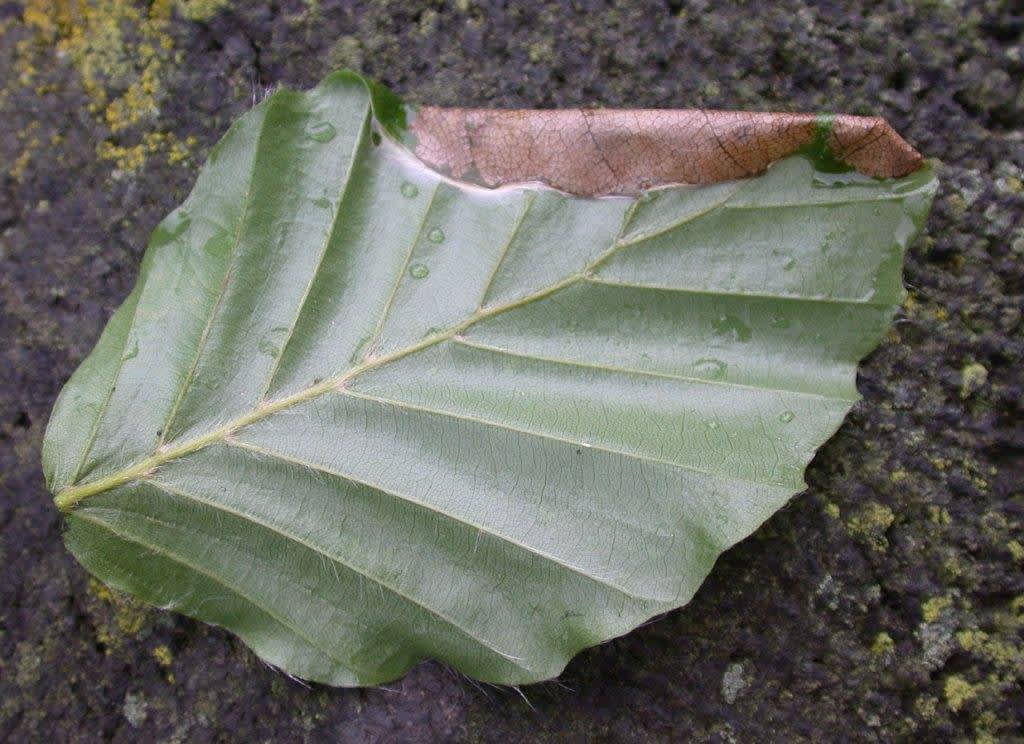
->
[338,386,793,490]
[475,191,536,310]
[73,509,356,670]
[358,181,442,360]
[158,101,277,446]
[143,476,535,666]
[225,438,666,602]
[257,100,373,400]
[451,336,857,403]
[67,287,145,485]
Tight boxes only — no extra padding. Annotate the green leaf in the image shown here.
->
[43,71,936,686]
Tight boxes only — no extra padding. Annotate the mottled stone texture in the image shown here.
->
[0,1,1021,741]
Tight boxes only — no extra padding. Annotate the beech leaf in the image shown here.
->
[43,71,935,686]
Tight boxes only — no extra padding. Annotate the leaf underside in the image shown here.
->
[43,72,935,686]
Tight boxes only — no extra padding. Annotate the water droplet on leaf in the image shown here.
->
[349,335,372,364]
[153,213,191,245]
[712,314,752,342]
[693,357,727,380]
[258,338,280,358]
[409,263,429,279]
[202,232,232,259]
[307,121,336,142]
[812,170,881,188]
[779,410,795,423]
[427,227,445,244]
[400,182,419,198]
[780,464,803,483]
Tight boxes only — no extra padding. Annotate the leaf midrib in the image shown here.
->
[52,244,619,511]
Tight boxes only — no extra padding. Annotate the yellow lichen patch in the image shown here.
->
[152,645,173,667]
[945,193,968,218]
[928,505,951,526]
[923,595,953,624]
[871,631,895,655]
[167,134,198,165]
[98,131,194,173]
[957,629,1024,673]
[177,0,232,22]
[941,555,963,581]
[9,121,42,182]
[87,577,151,642]
[960,362,988,399]
[944,674,978,712]
[115,602,148,635]
[9,149,33,181]
[20,0,184,171]
[97,140,147,172]
[21,1,59,39]
[89,576,114,602]
[847,501,895,551]
[914,694,938,720]
[152,644,176,683]
[959,628,987,648]
[34,82,60,96]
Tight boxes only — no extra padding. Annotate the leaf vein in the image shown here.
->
[73,509,358,671]
[583,275,895,307]
[67,290,145,485]
[476,191,536,310]
[225,438,666,603]
[358,182,442,360]
[142,477,534,668]
[339,386,790,491]
[452,336,857,403]
[258,97,374,400]
[600,184,743,256]
[158,101,278,446]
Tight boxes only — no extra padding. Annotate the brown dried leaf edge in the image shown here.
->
[411,108,923,196]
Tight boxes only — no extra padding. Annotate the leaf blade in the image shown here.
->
[45,72,936,686]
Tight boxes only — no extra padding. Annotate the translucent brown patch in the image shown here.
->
[411,108,923,196]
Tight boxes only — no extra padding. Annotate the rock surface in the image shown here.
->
[1,1,1021,741]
